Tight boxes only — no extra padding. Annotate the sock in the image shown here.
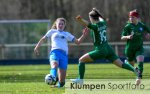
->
[50,68,57,77]
[57,81,65,88]
[78,63,85,79]
[122,62,134,72]
[138,62,143,73]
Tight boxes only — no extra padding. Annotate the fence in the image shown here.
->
[0,19,50,60]
[0,20,150,61]
[0,42,150,60]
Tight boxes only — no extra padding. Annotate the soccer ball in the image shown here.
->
[45,74,56,85]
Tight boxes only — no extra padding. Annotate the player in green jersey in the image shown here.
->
[71,8,140,85]
[121,9,150,85]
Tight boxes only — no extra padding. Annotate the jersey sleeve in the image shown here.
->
[44,29,54,38]
[122,25,130,36]
[88,23,97,31]
[65,32,75,42]
[143,24,150,33]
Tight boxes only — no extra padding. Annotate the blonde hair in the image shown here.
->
[51,18,66,29]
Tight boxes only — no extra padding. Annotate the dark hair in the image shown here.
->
[89,8,104,20]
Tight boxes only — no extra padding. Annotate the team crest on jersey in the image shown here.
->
[55,34,65,39]
[139,27,143,32]
[61,36,65,39]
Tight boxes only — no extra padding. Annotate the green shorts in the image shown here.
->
[125,46,144,61]
[88,43,118,62]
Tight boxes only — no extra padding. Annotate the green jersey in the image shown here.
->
[122,22,150,49]
[87,20,118,62]
[88,20,107,48]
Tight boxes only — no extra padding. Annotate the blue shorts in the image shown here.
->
[49,49,68,70]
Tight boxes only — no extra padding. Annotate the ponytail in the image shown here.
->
[89,8,105,20]
[92,8,104,19]
[51,21,57,29]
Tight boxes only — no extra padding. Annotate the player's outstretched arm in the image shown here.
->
[34,36,46,55]
[121,35,133,40]
[74,28,89,45]
[75,15,90,27]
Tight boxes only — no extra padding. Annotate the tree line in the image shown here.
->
[0,0,150,42]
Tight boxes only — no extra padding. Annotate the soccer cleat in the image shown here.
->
[70,78,83,85]
[134,67,142,86]
[57,81,65,88]
[53,77,58,85]
[134,67,142,79]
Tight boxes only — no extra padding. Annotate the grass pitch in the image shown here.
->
[0,63,150,94]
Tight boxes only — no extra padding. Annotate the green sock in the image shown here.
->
[138,62,143,73]
[122,62,134,72]
[78,63,85,79]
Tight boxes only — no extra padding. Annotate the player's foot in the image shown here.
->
[124,59,128,64]
[70,78,83,85]
[134,67,142,86]
[53,77,58,85]
[134,67,142,79]
[57,81,65,88]
[135,78,141,86]
[52,81,65,88]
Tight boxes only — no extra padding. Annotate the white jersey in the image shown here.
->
[45,29,75,54]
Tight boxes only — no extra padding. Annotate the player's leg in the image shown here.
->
[78,49,108,79]
[113,59,135,72]
[57,50,68,87]
[57,69,66,87]
[134,47,144,85]
[112,58,141,82]
[70,53,93,84]
[71,50,106,84]
[78,53,93,79]
[124,48,136,67]
[49,61,58,86]
[107,45,135,72]
[125,59,135,66]
[136,55,144,75]
[50,61,58,78]
[135,55,144,86]
[135,50,144,86]
[111,50,141,85]
[49,50,59,79]
[136,47,144,77]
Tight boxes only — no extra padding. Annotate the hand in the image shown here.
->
[82,28,89,36]
[127,35,133,39]
[145,33,150,39]
[76,15,82,21]
[34,47,39,55]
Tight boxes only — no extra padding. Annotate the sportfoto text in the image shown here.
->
[70,82,145,91]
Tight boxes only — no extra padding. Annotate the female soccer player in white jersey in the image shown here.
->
[34,18,88,87]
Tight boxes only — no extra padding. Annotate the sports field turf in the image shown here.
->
[0,63,150,94]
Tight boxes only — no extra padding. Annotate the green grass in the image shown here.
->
[0,63,150,94]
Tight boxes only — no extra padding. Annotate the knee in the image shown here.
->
[79,57,83,62]
[79,57,85,62]
[51,62,58,68]
[113,59,122,68]
[136,55,144,62]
